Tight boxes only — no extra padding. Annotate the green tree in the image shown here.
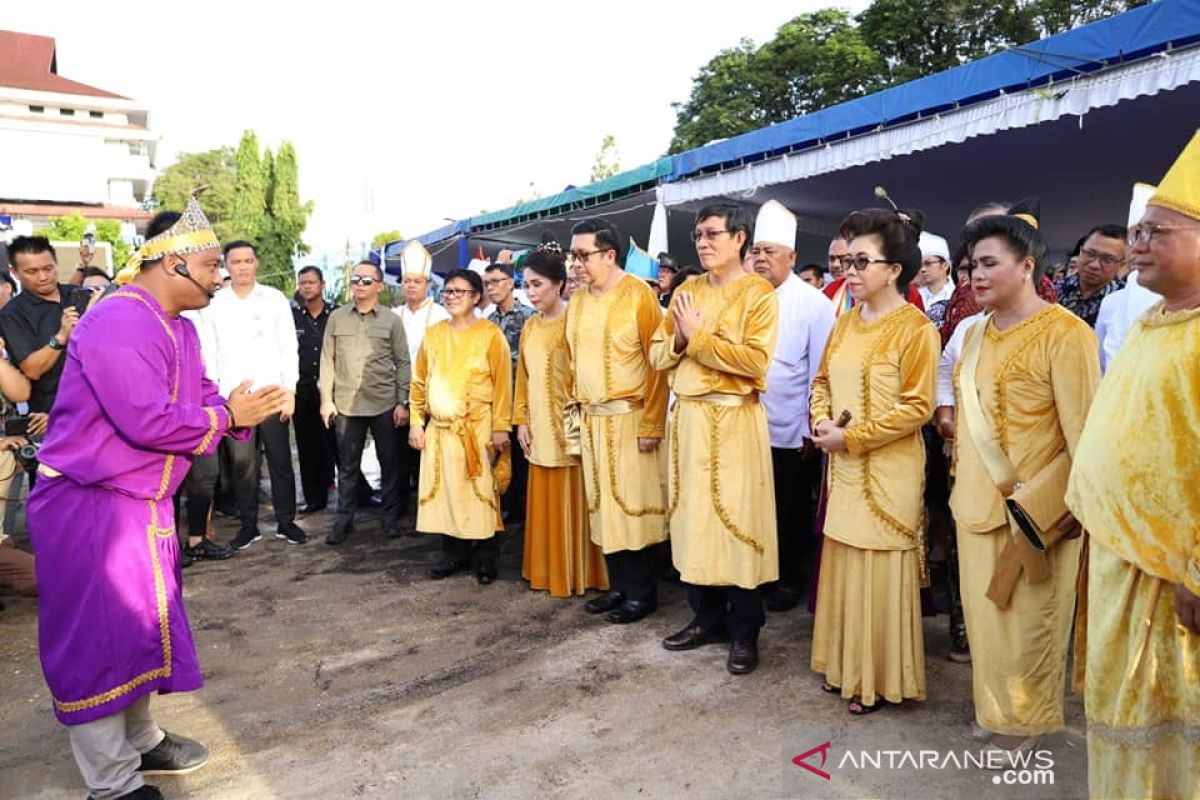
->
[257,142,314,296]
[150,147,237,241]
[229,130,267,242]
[34,214,132,270]
[668,12,884,154]
[372,230,404,250]
[590,134,621,182]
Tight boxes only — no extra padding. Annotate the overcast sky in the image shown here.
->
[6,1,868,256]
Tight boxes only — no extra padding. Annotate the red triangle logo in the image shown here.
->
[792,742,832,781]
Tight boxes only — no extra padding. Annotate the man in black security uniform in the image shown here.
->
[0,237,85,443]
[293,266,337,513]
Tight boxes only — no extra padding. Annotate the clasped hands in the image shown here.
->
[226,380,289,429]
[671,291,703,352]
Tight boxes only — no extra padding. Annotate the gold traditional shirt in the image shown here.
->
[1067,302,1200,594]
[950,305,1100,533]
[566,273,667,438]
[513,313,574,468]
[409,319,511,433]
[810,303,938,551]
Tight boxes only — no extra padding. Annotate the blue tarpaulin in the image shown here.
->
[669,0,1200,179]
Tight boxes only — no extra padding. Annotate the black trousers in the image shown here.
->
[687,584,765,642]
[501,429,528,522]
[334,412,401,530]
[293,382,336,508]
[182,452,220,539]
[770,446,820,591]
[228,413,296,532]
[441,534,499,565]
[604,543,664,604]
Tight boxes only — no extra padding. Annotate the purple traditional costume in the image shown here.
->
[28,284,242,726]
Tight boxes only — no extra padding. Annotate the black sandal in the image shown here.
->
[848,697,885,715]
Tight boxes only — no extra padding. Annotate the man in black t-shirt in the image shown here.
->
[0,237,84,422]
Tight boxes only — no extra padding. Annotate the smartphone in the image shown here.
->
[71,287,94,316]
[4,417,29,437]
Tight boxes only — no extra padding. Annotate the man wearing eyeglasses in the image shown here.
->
[319,261,411,544]
[485,262,534,523]
[1066,129,1200,800]
[566,218,669,625]
[1053,224,1127,327]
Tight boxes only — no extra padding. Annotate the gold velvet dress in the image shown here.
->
[514,313,608,597]
[410,319,511,539]
[809,302,939,705]
[950,305,1099,736]
[566,273,668,554]
[649,273,779,589]
[1067,302,1200,800]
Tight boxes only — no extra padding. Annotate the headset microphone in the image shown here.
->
[174,262,215,300]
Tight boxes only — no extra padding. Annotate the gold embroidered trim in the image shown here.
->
[55,292,180,714]
[668,406,681,516]
[1088,720,1200,749]
[602,416,664,517]
[835,306,927,583]
[538,319,569,459]
[418,430,442,506]
[984,308,1058,451]
[703,403,763,554]
[191,407,219,456]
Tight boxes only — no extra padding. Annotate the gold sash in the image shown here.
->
[581,398,644,417]
[681,392,759,407]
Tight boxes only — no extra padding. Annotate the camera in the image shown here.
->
[14,436,40,471]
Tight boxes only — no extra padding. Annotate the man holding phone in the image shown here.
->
[319,260,410,544]
[0,237,97,434]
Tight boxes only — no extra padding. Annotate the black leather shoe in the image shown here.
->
[583,591,625,615]
[662,624,729,651]
[606,599,657,624]
[298,503,327,516]
[727,640,759,675]
[325,523,351,545]
[426,560,467,580]
[139,731,210,774]
[476,560,497,585]
[179,550,194,569]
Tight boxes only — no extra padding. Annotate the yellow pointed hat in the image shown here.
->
[116,194,220,285]
[1149,129,1200,221]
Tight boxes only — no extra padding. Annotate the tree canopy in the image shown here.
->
[34,216,132,269]
[668,0,1149,154]
[151,130,312,296]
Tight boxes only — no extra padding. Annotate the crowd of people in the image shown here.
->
[2,128,1198,800]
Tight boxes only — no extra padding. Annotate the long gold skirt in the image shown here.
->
[958,527,1082,736]
[1086,541,1199,800]
[811,538,926,705]
[522,464,608,598]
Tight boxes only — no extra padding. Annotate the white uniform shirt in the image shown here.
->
[199,283,299,396]
[762,273,836,447]
[397,297,451,364]
[937,312,987,408]
[1095,270,1160,373]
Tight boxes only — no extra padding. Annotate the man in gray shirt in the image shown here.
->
[320,260,410,544]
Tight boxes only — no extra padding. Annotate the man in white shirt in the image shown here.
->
[395,241,448,513]
[750,200,835,612]
[201,240,304,549]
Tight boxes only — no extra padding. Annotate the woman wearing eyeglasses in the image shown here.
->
[409,269,512,585]
[809,208,939,716]
[950,202,1099,758]
[513,247,608,598]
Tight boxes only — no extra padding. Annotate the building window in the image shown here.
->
[60,108,75,116]
[90,110,103,119]
[29,105,44,113]
[127,141,148,156]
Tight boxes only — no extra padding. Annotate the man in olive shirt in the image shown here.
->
[319,261,410,544]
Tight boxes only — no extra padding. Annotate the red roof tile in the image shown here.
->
[0,201,153,221]
[0,31,128,100]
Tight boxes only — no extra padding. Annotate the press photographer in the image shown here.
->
[0,236,102,433]
[0,335,34,606]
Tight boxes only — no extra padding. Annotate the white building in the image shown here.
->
[0,30,155,229]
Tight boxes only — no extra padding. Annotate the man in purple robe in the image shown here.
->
[27,197,287,800]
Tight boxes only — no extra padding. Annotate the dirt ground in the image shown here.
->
[1,498,1089,800]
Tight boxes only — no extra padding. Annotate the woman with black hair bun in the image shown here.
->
[809,207,940,716]
[513,246,608,597]
[949,200,1099,758]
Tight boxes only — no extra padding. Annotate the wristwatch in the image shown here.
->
[47,337,64,351]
